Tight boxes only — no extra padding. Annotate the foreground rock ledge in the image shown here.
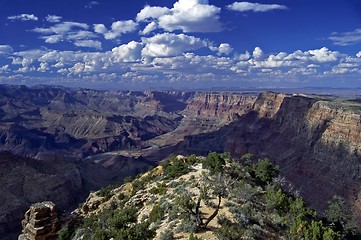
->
[18,201,58,240]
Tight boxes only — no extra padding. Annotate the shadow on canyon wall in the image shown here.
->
[161,94,361,224]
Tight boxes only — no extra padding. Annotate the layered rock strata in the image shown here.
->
[177,92,361,224]
[18,201,58,240]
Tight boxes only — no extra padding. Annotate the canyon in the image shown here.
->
[0,85,360,239]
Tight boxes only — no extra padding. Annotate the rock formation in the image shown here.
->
[0,85,188,158]
[18,201,58,240]
[184,92,257,121]
[1,85,361,237]
[176,92,361,224]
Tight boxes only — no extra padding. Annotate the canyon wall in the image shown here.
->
[1,86,361,237]
[184,92,257,121]
[179,92,361,222]
[0,86,188,158]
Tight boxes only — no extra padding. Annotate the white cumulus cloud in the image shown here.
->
[210,43,233,55]
[42,35,63,44]
[0,65,10,72]
[112,41,144,63]
[141,33,207,58]
[94,24,108,34]
[140,22,158,35]
[8,14,38,21]
[136,5,171,22]
[308,47,339,62]
[94,20,138,40]
[33,22,101,49]
[136,0,222,33]
[253,47,263,59]
[217,43,233,56]
[227,2,287,12]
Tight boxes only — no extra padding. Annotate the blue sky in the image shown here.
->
[0,0,360,89]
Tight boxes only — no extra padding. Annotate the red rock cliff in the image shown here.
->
[180,92,361,224]
[184,92,257,121]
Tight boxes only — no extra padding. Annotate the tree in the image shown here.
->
[164,157,191,179]
[176,172,233,230]
[265,188,289,212]
[110,207,155,240]
[253,158,279,184]
[326,195,355,234]
[326,195,348,225]
[202,152,226,173]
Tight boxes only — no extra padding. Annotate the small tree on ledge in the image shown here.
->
[176,171,234,230]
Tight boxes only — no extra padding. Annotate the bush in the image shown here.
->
[177,217,198,233]
[159,230,175,240]
[253,158,279,184]
[94,228,108,240]
[57,227,73,240]
[110,207,138,229]
[164,157,190,179]
[149,182,167,195]
[290,218,339,240]
[110,207,155,240]
[202,152,226,173]
[326,195,355,233]
[265,188,289,212]
[149,204,164,223]
[215,216,245,240]
[97,185,114,201]
[189,233,203,240]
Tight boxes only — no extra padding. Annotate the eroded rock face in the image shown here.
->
[18,201,58,240]
[178,92,361,224]
[0,86,192,158]
[184,92,257,122]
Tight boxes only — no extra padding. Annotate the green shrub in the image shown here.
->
[97,185,114,201]
[202,152,226,173]
[110,207,155,240]
[322,228,340,240]
[110,207,138,229]
[176,216,198,233]
[215,216,245,240]
[94,228,108,240]
[189,233,203,240]
[149,204,164,223]
[164,157,190,179]
[57,227,73,240]
[149,182,167,195]
[265,188,289,212]
[326,195,355,233]
[253,158,279,184]
[159,230,175,240]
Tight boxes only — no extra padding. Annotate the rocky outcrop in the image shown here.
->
[18,201,58,240]
[0,152,82,239]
